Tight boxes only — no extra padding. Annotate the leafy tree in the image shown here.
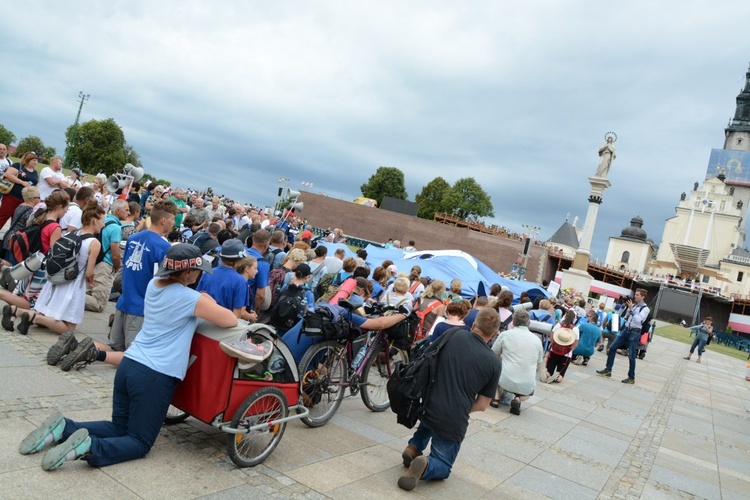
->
[0,124,16,146]
[65,118,126,175]
[415,177,451,219]
[16,136,53,160]
[443,177,494,219]
[360,166,408,205]
[123,142,142,168]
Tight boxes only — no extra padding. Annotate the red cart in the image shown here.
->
[166,322,309,467]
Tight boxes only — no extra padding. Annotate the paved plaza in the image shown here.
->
[1,304,749,499]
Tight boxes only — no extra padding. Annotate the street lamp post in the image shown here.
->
[63,91,90,170]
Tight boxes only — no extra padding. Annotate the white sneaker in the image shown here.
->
[220,339,273,363]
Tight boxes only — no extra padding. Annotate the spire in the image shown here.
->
[727,65,750,130]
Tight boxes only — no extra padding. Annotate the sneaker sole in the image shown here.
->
[219,342,265,363]
[59,338,95,372]
[41,428,90,471]
[19,412,65,455]
[47,332,78,366]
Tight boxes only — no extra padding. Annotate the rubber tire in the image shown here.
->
[297,340,347,428]
[360,343,408,412]
[164,405,189,425]
[226,386,288,468]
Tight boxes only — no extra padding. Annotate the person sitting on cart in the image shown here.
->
[19,244,238,470]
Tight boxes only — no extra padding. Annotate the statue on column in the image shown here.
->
[594,132,617,179]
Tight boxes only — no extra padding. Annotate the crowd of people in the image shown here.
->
[1,148,656,490]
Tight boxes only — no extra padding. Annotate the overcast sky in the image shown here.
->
[4,0,750,262]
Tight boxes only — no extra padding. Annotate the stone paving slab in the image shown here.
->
[1,302,749,499]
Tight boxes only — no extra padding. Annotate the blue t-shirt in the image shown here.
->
[117,230,171,316]
[574,322,602,358]
[370,281,385,302]
[432,322,468,341]
[125,280,201,380]
[197,265,249,311]
[247,247,270,310]
[463,308,479,330]
[101,214,123,266]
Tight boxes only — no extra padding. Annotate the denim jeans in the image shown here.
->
[689,334,709,356]
[408,422,462,480]
[605,328,640,379]
[63,357,179,467]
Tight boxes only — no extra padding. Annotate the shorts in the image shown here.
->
[109,310,144,352]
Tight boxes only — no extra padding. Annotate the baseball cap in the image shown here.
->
[155,243,214,277]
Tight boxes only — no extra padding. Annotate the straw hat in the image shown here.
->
[553,327,576,346]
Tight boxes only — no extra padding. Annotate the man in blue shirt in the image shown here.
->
[246,229,271,312]
[85,200,128,312]
[573,310,602,365]
[597,289,649,384]
[197,239,249,318]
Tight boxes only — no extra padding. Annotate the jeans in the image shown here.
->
[605,328,640,379]
[63,357,179,467]
[689,334,709,356]
[408,422,461,480]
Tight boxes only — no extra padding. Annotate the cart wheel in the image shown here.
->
[297,340,347,428]
[164,405,189,425]
[226,386,288,468]
[361,343,408,412]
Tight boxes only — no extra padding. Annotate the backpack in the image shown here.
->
[414,299,442,341]
[270,284,307,330]
[386,328,458,429]
[316,272,344,303]
[266,267,288,311]
[262,248,282,269]
[640,306,653,335]
[550,327,576,355]
[94,220,119,265]
[45,232,95,285]
[9,220,56,263]
[188,230,211,250]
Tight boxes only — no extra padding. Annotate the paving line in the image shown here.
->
[597,358,687,499]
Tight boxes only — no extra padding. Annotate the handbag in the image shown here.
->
[0,176,12,195]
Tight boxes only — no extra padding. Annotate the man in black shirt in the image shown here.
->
[398,308,502,491]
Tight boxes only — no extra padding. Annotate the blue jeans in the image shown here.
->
[690,334,708,356]
[408,422,461,480]
[63,357,179,467]
[605,328,640,379]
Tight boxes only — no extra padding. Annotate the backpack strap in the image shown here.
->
[424,328,459,406]
[416,299,442,319]
[99,219,118,258]
[409,281,420,294]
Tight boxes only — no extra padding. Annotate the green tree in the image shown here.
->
[123,142,142,168]
[16,136,52,160]
[415,176,451,219]
[66,118,126,175]
[360,166,408,206]
[0,124,16,146]
[443,177,494,219]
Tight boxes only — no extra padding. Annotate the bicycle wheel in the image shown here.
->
[164,405,189,425]
[361,342,409,412]
[226,386,288,468]
[298,340,347,428]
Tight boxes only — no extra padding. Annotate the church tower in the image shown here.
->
[723,63,750,152]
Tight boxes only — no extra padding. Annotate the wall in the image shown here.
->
[298,191,551,283]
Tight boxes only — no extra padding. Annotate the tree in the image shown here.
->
[65,118,127,175]
[16,136,54,161]
[443,177,494,219]
[0,124,16,147]
[123,142,142,168]
[415,177,451,219]
[360,166,408,206]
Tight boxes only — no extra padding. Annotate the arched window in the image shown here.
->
[621,251,630,263]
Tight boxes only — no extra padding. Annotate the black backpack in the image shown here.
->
[487,314,513,348]
[386,328,458,429]
[640,305,654,335]
[188,230,211,250]
[94,219,119,265]
[270,284,307,330]
[45,232,95,284]
[263,248,283,269]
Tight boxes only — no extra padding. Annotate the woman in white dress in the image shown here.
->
[13,201,105,335]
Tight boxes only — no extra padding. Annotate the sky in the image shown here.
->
[4,0,750,261]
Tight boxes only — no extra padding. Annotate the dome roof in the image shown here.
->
[620,215,647,241]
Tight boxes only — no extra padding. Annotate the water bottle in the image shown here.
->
[352,343,368,369]
[299,297,308,319]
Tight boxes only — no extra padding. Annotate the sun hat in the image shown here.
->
[155,243,214,277]
[218,239,247,259]
[553,327,576,347]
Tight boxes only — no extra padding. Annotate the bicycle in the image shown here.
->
[297,301,412,428]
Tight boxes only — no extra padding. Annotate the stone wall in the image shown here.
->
[298,191,552,283]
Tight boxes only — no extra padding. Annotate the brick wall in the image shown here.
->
[298,191,552,283]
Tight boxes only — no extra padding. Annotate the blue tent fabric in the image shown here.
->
[364,245,549,301]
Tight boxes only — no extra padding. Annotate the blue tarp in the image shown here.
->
[362,245,549,301]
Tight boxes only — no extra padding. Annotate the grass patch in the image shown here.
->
[655,325,749,362]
